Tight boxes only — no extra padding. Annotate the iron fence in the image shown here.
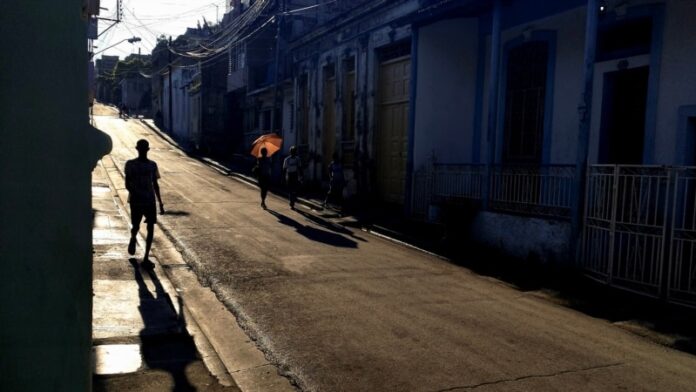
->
[410,164,484,218]
[432,164,485,202]
[668,167,696,305]
[411,163,573,219]
[580,165,696,306]
[489,164,576,219]
[411,162,696,306]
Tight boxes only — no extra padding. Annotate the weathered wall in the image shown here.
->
[471,212,573,264]
[0,1,112,389]
[413,18,478,170]
[655,0,696,164]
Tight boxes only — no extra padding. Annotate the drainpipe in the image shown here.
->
[168,36,174,134]
[571,0,599,263]
[483,0,502,210]
[404,27,419,216]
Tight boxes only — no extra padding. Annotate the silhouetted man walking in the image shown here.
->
[125,139,164,268]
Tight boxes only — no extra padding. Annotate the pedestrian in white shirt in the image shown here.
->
[283,146,302,210]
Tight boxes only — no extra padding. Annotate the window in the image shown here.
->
[502,41,549,164]
[229,44,245,73]
[343,57,356,141]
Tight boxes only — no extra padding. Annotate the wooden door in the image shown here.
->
[377,56,410,204]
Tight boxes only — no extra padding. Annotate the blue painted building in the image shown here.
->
[409,0,696,305]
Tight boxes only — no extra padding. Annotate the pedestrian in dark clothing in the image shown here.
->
[255,147,272,209]
[125,139,165,269]
[283,146,302,210]
[324,152,345,210]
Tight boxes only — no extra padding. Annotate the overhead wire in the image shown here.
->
[166,0,272,58]
[101,0,340,77]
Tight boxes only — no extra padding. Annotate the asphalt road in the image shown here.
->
[94,106,696,392]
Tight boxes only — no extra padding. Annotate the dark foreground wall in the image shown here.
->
[0,1,111,390]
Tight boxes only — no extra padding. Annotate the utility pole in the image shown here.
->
[168,36,173,134]
[271,0,285,133]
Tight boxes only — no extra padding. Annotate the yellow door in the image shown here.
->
[377,56,410,204]
[322,76,336,178]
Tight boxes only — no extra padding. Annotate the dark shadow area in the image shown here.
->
[316,198,696,355]
[129,258,197,391]
[162,210,190,217]
[294,209,366,242]
[266,209,358,248]
[373,216,696,355]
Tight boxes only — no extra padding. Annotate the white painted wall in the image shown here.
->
[413,18,478,170]
[479,6,586,165]
[654,0,696,164]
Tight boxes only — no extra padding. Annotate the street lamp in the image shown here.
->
[94,36,141,56]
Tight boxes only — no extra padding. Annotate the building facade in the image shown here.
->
[152,0,696,306]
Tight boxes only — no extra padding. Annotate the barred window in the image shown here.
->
[503,41,549,164]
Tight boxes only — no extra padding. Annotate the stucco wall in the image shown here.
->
[471,212,573,264]
[413,18,478,170]
[655,0,696,164]
[478,5,586,165]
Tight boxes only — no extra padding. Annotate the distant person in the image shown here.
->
[125,139,165,269]
[283,146,302,210]
[254,147,272,209]
[324,152,345,210]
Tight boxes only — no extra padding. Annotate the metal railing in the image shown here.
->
[489,164,576,218]
[411,163,573,219]
[411,164,484,218]
[580,165,696,306]
[432,164,485,202]
[668,167,696,305]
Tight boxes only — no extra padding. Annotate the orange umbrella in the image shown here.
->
[250,133,283,158]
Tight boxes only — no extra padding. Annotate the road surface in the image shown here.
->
[94,106,696,392]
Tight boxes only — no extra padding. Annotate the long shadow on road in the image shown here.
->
[266,209,358,248]
[130,258,197,391]
[294,209,367,242]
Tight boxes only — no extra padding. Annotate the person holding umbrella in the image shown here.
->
[255,148,272,209]
[250,133,282,209]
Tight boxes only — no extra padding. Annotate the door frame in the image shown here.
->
[588,4,665,164]
[589,54,650,164]
[373,40,412,204]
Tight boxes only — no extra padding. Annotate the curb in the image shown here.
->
[98,158,237,388]
[102,150,296,392]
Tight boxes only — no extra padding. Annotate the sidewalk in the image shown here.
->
[91,159,238,391]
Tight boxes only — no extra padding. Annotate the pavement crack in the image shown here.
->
[432,362,625,391]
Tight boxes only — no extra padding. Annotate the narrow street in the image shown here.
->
[94,105,696,392]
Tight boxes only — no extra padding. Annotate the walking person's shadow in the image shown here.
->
[129,258,197,391]
[266,209,358,248]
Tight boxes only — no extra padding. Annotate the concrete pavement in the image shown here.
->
[92,156,238,391]
[94,104,696,392]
